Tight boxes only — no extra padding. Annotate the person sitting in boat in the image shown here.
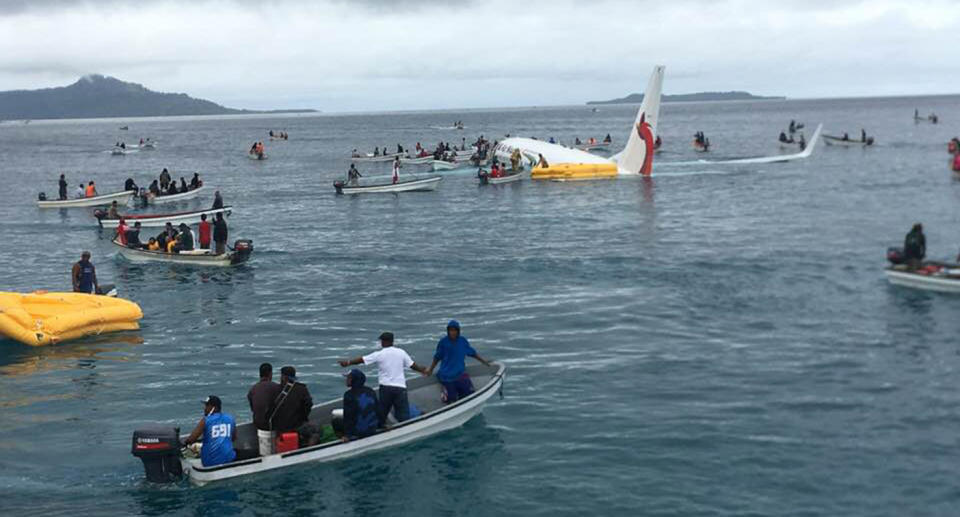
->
[166,181,179,196]
[779,132,789,143]
[183,396,254,467]
[397,144,404,154]
[490,163,502,178]
[347,164,362,186]
[146,237,160,251]
[124,177,138,192]
[72,251,99,294]
[148,180,161,197]
[212,190,224,210]
[74,184,85,199]
[190,173,201,190]
[179,177,188,192]
[173,223,195,253]
[107,200,120,220]
[548,137,556,144]
[604,133,612,143]
[120,142,126,150]
[58,174,68,200]
[798,133,806,151]
[351,149,360,158]
[85,181,98,198]
[270,366,315,447]
[157,223,178,251]
[426,320,492,403]
[903,223,926,268]
[953,153,960,173]
[341,369,381,442]
[159,168,171,190]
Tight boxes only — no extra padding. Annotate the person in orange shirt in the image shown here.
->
[85,181,97,198]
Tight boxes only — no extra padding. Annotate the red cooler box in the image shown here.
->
[275,432,299,453]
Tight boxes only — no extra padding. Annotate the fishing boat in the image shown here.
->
[431,160,458,171]
[113,238,253,267]
[95,206,232,228]
[334,175,442,194]
[37,190,135,209]
[822,134,874,147]
[479,170,523,185]
[146,185,207,205]
[131,362,505,486]
[352,152,404,163]
[885,264,960,293]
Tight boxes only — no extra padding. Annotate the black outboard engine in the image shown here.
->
[132,425,183,483]
[887,247,905,265]
[333,180,345,194]
[232,239,254,264]
[38,192,47,201]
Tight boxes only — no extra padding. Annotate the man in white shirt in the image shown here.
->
[339,332,428,423]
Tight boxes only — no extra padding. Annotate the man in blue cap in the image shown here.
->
[426,320,492,403]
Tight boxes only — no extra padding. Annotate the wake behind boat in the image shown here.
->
[95,206,232,228]
[131,362,504,486]
[37,190,134,209]
[334,175,442,194]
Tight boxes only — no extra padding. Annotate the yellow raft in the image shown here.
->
[0,292,143,346]
[530,162,618,181]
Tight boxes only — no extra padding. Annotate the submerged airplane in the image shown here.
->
[494,65,665,181]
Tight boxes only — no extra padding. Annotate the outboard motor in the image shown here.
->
[131,425,183,483]
[232,239,254,264]
[333,180,345,195]
[38,192,47,201]
[887,247,905,265]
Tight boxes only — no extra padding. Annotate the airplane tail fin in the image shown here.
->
[615,65,665,176]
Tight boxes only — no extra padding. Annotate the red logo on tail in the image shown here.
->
[635,113,654,176]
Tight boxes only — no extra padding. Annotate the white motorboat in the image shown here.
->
[352,152,404,163]
[131,363,505,486]
[400,156,435,165]
[479,170,523,185]
[113,238,253,267]
[95,206,232,228]
[431,160,459,171]
[885,265,960,293]
[37,190,135,209]
[146,185,207,205]
[334,175,442,194]
[822,134,874,147]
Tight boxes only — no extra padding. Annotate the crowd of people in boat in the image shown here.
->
[249,142,266,158]
[146,169,203,198]
[268,130,288,140]
[888,223,960,270]
[114,209,229,255]
[183,321,492,467]
[778,131,807,149]
[693,131,710,150]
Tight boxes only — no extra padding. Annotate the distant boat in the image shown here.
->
[334,175,442,194]
[119,125,129,130]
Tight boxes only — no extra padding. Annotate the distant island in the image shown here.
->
[588,91,785,105]
[0,74,316,120]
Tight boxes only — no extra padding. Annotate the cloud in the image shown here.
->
[0,0,956,111]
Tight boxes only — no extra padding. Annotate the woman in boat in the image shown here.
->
[903,223,926,268]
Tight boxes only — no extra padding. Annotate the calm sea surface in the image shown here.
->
[1,95,960,516]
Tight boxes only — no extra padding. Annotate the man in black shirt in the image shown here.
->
[270,366,314,447]
[247,363,281,456]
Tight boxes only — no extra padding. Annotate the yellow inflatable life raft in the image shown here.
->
[0,292,143,347]
[530,162,618,181]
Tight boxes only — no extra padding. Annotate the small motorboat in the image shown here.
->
[95,206,232,228]
[113,238,254,267]
[145,185,207,205]
[885,264,960,293]
[431,160,459,171]
[822,134,874,147]
[479,169,523,185]
[131,362,505,486]
[352,152,404,163]
[37,190,135,209]
[0,291,142,346]
[334,175,442,194]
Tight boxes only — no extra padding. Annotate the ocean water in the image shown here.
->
[1,95,960,516]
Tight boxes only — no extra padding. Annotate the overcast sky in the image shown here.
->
[0,0,956,111]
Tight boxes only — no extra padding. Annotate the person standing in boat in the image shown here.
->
[248,363,281,457]
[339,332,429,423]
[903,223,926,268]
[213,212,229,255]
[426,320,492,403]
[72,251,99,294]
[347,164,362,186]
[341,369,381,442]
[212,191,224,210]
[861,129,867,143]
[198,213,212,250]
[58,174,67,200]
[159,168,171,190]
[391,156,401,185]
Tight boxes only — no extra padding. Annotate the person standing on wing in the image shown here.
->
[426,320,492,403]
[339,332,429,423]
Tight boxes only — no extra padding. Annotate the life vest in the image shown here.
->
[85,184,96,197]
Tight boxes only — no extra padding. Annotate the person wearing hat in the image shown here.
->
[341,369,381,441]
[269,366,314,442]
[71,251,99,294]
[183,395,239,467]
[426,320,492,403]
[339,332,429,423]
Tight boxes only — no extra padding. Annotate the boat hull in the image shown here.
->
[113,239,250,267]
[147,186,206,205]
[822,135,872,147]
[38,190,134,209]
[885,269,960,293]
[181,363,504,485]
[97,206,232,228]
[335,176,442,194]
[431,160,458,171]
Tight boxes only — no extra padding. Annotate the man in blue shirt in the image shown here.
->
[183,395,239,467]
[426,320,492,403]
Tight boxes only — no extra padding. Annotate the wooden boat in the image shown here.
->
[822,134,874,147]
[885,264,960,293]
[113,238,253,267]
[334,175,442,194]
[95,206,232,228]
[146,185,207,205]
[37,190,135,209]
[131,362,504,486]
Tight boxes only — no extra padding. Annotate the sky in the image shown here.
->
[0,0,957,111]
